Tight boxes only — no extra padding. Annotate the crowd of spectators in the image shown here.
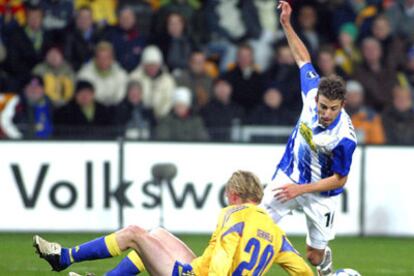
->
[0,0,413,145]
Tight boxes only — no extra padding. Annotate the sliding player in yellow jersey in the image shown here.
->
[34,170,313,275]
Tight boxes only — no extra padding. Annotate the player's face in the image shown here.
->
[316,95,344,127]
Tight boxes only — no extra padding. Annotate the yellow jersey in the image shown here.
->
[190,203,312,275]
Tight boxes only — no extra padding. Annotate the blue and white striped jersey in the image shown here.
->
[274,63,357,196]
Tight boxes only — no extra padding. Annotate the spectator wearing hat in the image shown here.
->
[129,45,176,119]
[344,80,385,144]
[77,41,128,106]
[334,22,362,76]
[247,85,295,126]
[53,80,111,139]
[200,78,244,142]
[382,85,414,145]
[32,46,75,107]
[0,75,53,139]
[114,80,155,140]
[5,3,53,91]
[155,86,208,141]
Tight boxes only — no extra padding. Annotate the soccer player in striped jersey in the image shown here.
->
[260,2,357,276]
[34,171,312,275]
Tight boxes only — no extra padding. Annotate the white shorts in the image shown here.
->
[260,169,339,250]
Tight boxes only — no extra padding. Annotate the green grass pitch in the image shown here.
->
[1,233,413,275]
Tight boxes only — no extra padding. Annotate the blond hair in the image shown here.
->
[226,170,264,203]
[95,41,114,54]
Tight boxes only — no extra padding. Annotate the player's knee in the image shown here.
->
[149,227,167,237]
[149,226,163,235]
[306,250,323,266]
[123,225,146,240]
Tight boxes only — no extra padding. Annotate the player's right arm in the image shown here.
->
[278,1,311,68]
[274,236,313,276]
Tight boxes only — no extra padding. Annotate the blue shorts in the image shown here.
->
[172,261,195,276]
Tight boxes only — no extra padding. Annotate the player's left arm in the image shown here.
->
[275,138,357,202]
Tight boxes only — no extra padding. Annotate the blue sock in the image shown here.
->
[60,234,121,268]
[59,248,71,269]
[106,256,141,276]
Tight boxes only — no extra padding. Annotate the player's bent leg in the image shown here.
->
[104,225,156,276]
[306,245,325,266]
[114,225,148,251]
[150,227,197,263]
[34,233,122,271]
[34,229,128,272]
[105,227,196,276]
[300,193,338,276]
[305,230,334,276]
[306,245,333,276]
[33,235,66,271]
[128,228,178,276]
[104,225,149,275]
[105,251,145,276]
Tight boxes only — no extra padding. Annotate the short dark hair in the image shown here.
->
[317,75,346,101]
[237,42,253,53]
[77,5,92,15]
[26,3,43,13]
[318,45,335,58]
[75,80,94,93]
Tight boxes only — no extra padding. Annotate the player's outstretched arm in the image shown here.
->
[274,250,314,276]
[278,1,311,68]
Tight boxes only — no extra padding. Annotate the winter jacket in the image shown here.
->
[129,66,176,119]
[77,61,128,106]
[32,62,75,106]
[155,111,209,141]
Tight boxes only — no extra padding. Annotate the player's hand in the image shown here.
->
[278,1,292,27]
[273,183,303,203]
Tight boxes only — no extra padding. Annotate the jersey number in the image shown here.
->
[232,237,275,276]
[324,212,335,228]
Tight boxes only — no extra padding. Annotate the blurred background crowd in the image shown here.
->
[0,0,413,144]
